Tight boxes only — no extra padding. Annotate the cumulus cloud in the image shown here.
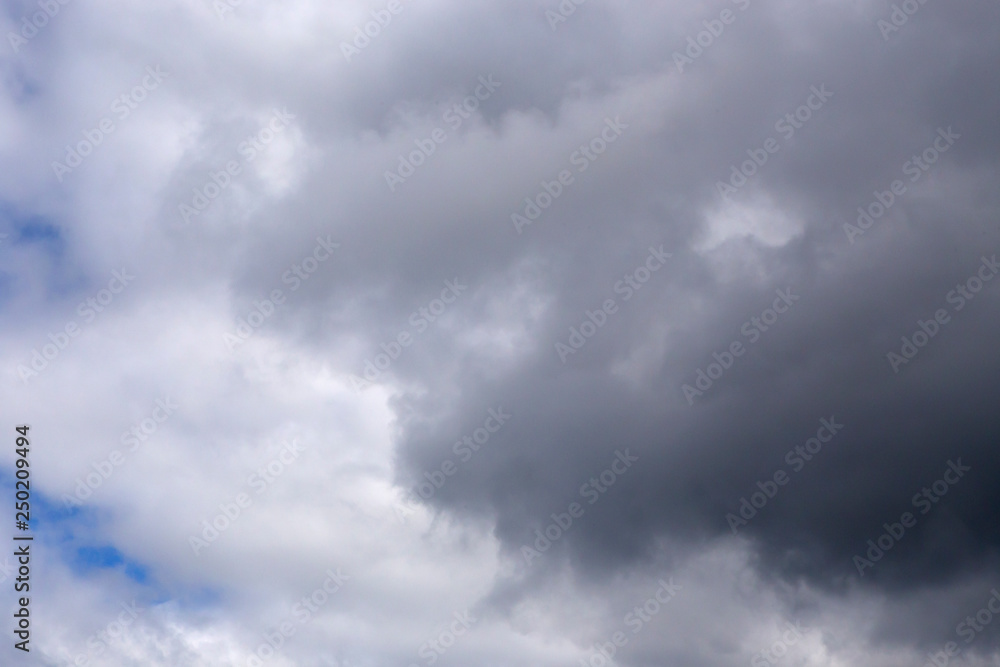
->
[2,0,1000,665]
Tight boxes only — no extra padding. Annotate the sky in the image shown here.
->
[2,0,1000,665]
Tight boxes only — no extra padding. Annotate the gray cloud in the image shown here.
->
[2,0,1000,665]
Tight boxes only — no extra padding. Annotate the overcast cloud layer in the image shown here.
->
[2,0,1000,665]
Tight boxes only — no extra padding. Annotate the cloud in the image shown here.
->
[2,0,1000,664]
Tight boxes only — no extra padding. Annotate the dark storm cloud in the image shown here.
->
[132,0,1000,660]
[5,0,1000,663]
[294,0,1000,652]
